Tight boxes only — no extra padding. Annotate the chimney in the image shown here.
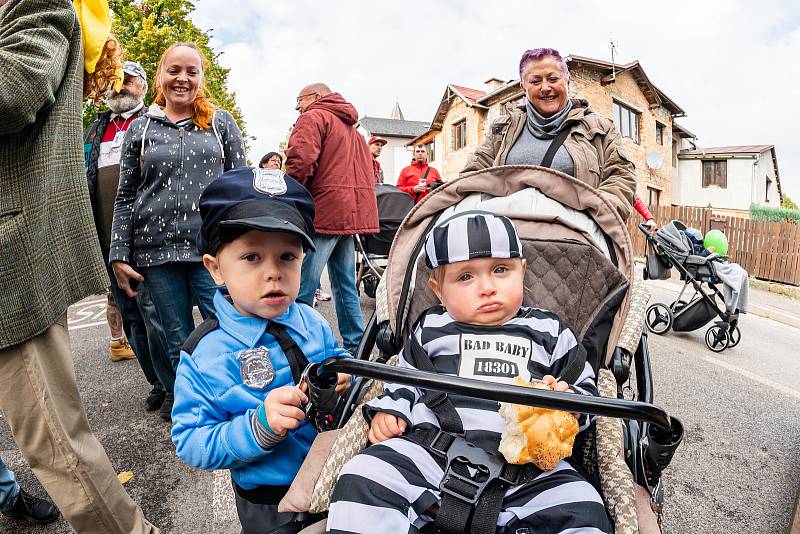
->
[484,77,504,92]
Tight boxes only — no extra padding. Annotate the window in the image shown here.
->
[647,187,661,206]
[426,142,436,163]
[655,123,665,146]
[765,177,772,202]
[612,101,640,144]
[451,119,467,151]
[702,160,727,188]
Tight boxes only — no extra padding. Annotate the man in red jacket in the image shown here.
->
[396,144,443,203]
[284,83,378,352]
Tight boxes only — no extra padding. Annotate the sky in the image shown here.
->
[191,0,800,202]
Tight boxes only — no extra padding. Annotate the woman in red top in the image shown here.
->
[635,196,657,230]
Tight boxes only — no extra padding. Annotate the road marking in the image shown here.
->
[705,355,800,401]
[211,470,237,525]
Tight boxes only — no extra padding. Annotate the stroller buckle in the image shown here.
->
[436,434,506,505]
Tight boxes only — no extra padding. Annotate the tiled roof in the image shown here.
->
[358,116,431,139]
[680,145,774,155]
[450,84,486,105]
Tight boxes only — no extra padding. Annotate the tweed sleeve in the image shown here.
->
[0,0,72,136]
[219,110,247,171]
[109,118,145,264]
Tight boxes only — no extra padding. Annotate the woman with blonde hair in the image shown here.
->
[110,42,246,421]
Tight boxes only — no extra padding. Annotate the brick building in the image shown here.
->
[409,54,697,207]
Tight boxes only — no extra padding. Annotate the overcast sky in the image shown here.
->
[191,0,800,201]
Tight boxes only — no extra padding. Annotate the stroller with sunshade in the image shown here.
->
[355,183,415,298]
[641,220,744,352]
[273,166,683,533]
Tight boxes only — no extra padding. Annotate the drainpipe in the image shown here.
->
[751,153,759,206]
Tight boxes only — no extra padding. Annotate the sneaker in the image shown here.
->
[145,386,167,412]
[159,393,174,422]
[315,289,332,302]
[109,338,136,362]
[1,488,60,525]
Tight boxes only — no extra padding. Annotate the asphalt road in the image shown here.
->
[1,281,799,533]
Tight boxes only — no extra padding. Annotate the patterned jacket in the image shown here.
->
[0,0,108,349]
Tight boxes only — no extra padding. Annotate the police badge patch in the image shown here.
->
[252,168,288,196]
[237,347,275,390]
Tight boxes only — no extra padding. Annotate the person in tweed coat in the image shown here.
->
[0,0,159,532]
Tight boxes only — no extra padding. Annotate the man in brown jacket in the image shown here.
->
[0,1,158,532]
[285,83,378,352]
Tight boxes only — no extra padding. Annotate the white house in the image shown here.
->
[675,145,782,215]
[356,115,430,185]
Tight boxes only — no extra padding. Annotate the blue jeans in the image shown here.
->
[139,262,216,393]
[0,456,20,513]
[299,235,364,352]
[106,258,166,391]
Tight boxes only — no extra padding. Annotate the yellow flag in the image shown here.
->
[73,0,111,74]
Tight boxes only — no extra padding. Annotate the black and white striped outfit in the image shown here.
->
[327,306,612,534]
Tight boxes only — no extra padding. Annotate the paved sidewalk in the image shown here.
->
[638,261,800,330]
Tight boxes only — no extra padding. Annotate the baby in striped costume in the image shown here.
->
[327,211,612,533]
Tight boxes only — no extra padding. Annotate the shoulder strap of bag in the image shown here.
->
[540,126,571,169]
[414,166,432,202]
[265,321,310,385]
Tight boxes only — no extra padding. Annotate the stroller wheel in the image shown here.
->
[705,325,730,352]
[727,325,741,348]
[646,303,673,334]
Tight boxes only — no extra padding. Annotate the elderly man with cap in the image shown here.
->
[367,135,387,183]
[84,60,169,413]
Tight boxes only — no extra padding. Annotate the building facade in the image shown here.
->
[675,145,782,215]
[409,55,697,208]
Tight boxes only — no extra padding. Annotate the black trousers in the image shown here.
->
[234,488,295,534]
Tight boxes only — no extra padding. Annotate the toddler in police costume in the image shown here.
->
[171,167,350,533]
[326,211,613,533]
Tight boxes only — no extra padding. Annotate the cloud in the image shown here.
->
[192,0,800,200]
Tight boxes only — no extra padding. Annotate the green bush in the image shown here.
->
[750,203,800,224]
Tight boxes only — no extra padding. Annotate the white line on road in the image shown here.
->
[704,355,800,401]
[68,320,108,331]
[211,469,238,525]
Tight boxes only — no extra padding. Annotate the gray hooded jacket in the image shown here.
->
[109,104,246,267]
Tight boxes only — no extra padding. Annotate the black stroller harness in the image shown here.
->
[399,331,587,534]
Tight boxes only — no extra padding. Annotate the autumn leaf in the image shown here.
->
[117,471,134,484]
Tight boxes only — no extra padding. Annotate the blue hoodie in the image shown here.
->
[171,290,348,490]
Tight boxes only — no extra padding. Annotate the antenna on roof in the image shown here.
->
[610,39,618,82]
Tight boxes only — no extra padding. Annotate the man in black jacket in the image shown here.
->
[84,61,168,412]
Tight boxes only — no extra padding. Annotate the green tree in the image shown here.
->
[83,0,248,147]
[781,193,797,210]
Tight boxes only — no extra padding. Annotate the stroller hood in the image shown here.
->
[380,165,634,365]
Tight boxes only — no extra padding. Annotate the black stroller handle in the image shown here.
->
[313,357,677,432]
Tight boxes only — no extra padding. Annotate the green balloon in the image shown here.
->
[704,229,728,256]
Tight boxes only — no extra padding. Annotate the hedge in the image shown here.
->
[750,203,800,224]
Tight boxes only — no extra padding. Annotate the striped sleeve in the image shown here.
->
[547,322,599,432]
[363,339,422,428]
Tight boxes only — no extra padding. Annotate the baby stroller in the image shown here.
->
[274,166,683,534]
[355,183,415,298]
[641,220,741,352]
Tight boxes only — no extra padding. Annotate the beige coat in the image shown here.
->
[461,99,636,220]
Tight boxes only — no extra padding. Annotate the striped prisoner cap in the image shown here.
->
[424,210,523,269]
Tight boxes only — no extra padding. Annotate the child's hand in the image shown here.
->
[264,385,308,436]
[335,373,351,396]
[542,374,570,393]
[542,375,580,420]
[368,412,407,444]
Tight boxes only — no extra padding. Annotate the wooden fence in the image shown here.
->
[625,205,800,286]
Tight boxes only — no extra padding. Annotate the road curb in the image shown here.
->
[645,279,800,331]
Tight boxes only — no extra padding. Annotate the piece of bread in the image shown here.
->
[498,377,579,471]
